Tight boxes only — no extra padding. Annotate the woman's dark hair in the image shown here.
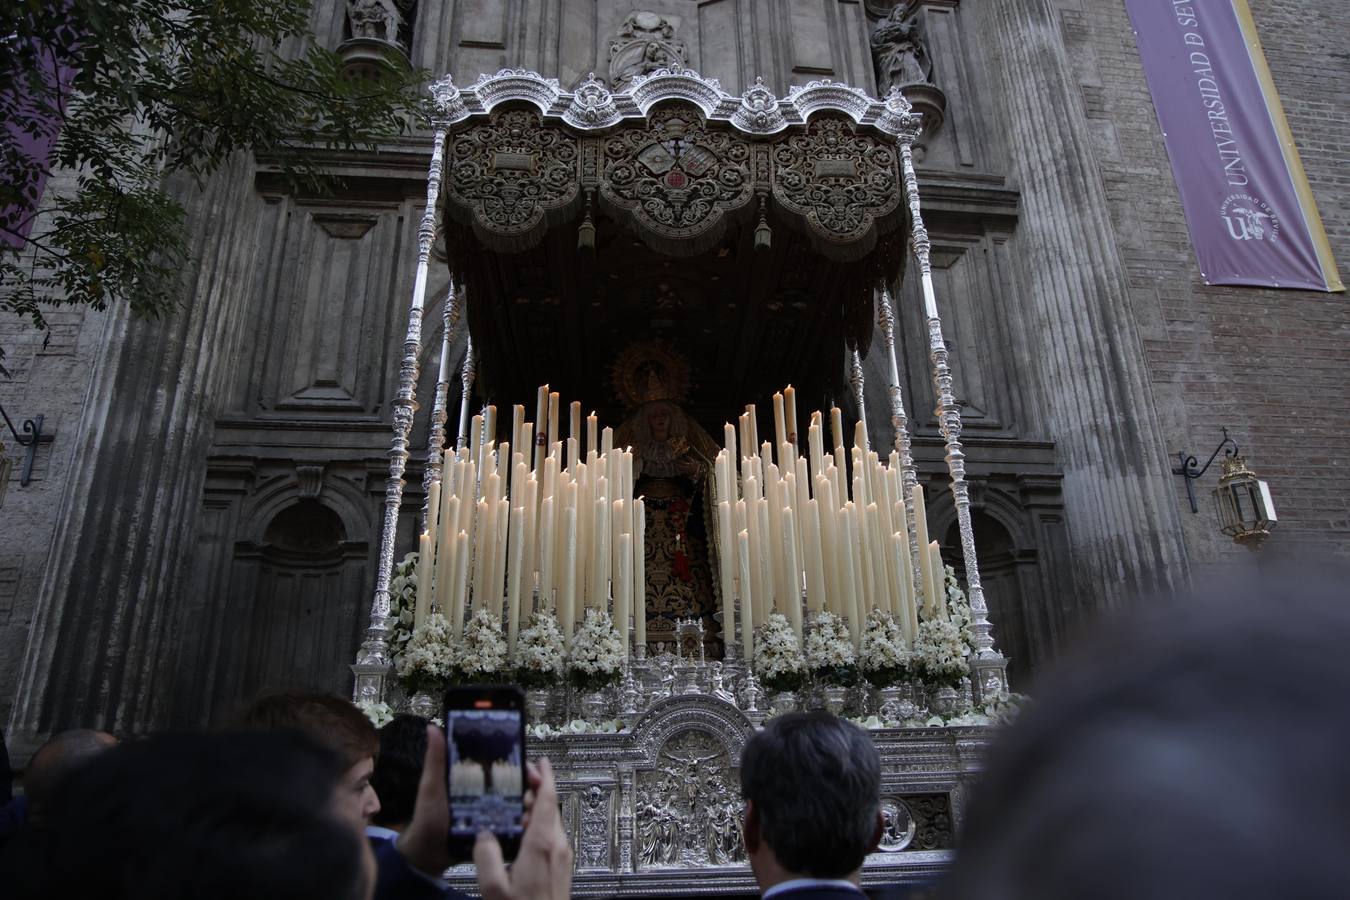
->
[29,730,368,900]
[371,714,429,828]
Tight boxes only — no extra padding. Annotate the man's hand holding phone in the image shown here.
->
[474,758,574,900]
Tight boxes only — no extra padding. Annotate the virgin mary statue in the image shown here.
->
[612,343,723,657]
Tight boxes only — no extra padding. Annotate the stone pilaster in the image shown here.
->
[6,158,265,745]
[974,0,1189,605]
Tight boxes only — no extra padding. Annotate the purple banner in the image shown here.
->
[1127,0,1342,292]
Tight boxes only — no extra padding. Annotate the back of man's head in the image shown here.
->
[945,563,1350,900]
[31,730,368,900]
[24,728,116,826]
[371,714,428,830]
[740,711,881,878]
[239,690,377,769]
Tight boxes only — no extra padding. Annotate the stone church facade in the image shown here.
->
[2,0,1346,751]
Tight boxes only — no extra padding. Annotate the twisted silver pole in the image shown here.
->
[898,137,1007,690]
[848,348,866,447]
[877,284,922,584]
[456,336,476,450]
[353,76,460,701]
[422,279,464,526]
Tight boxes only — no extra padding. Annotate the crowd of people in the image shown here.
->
[0,567,1346,899]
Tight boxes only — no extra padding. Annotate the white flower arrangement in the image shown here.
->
[753,612,805,692]
[943,565,977,656]
[514,610,566,688]
[355,700,394,729]
[912,615,969,689]
[567,607,624,691]
[455,606,509,683]
[396,612,456,694]
[386,551,420,659]
[804,610,858,686]
[858,608,911,687]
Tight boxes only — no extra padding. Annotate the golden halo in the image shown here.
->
[610,340,693,410]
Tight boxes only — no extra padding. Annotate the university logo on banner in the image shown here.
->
[1126,0,1343,292]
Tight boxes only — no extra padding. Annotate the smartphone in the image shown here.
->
[443,684,527,861]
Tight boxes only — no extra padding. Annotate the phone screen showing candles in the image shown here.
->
[444,686,526,860]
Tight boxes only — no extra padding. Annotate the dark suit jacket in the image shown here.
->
[370,835,471,900]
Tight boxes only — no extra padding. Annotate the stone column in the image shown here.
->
[7,158,266,746]
[974,0,1189,606]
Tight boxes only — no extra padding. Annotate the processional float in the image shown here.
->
[351,66,1010,893]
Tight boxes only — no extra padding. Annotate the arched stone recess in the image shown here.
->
[926,474,1073,685]
[170,462,375,726]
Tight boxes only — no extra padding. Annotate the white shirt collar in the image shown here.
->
[364,824,400,842]
[763,878,865,899]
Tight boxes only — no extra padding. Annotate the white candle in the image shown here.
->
[738,529,754,663]
[772,392,787,454]
[451,530,469,638]
[414,532,432,630]
[534,385,549,469]
[506,506,526,653]
[893,532,917,644]
[469,414,484,473]
[601,426,613,456]
[837,506,859,647]
[634,497,646,652]
[912,485,935,618]
[782,506,802,642]
[724,422,737,461]
[616,533,632,658]
[484,405,498,448]
[930,541,947,619]
[784,385,798,446]
[511,405,525,458]
[547,392,560,459]
[561,507,577,648]
[587,412,598,458]
[539,496,555,603]
[717,499,736,652]
[804,499,827,615]
[830,406,844,452]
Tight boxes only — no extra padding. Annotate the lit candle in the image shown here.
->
[484,405,498,447]
[738,529,755,663]
[469,414,484,472]
[808,419,825,484]
[724,422,737,461]
[601,426,613,456]
[587,412,598,457]
[772,392,787,455]
[511,405,525,457]
[634,497,646,651]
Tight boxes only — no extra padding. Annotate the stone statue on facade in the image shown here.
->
[608,11,689,89]
[347,0,403,45]
[871,9,932,91]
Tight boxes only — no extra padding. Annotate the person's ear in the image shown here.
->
[742,799,761,854]
[870,810,884,854]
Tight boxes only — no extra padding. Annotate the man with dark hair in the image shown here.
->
[944,565,1350,900]
[370,714,429,836]
[0,727,117,869]
[241,690,381,827]
[16,730,372,900]
[739,711,883,899]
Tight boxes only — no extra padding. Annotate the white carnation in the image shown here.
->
[804,610,856,672]
[859,608,910,681]
[396,612,456,687]
[515,610,566,683]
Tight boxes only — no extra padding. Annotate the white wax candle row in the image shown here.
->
[713,392,950,663]
[412,387,644,657]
